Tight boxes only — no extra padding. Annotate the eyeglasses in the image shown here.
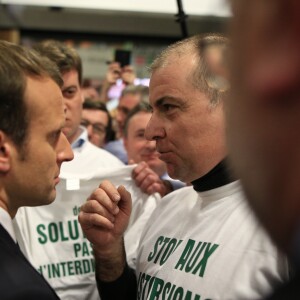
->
[81,119,107,135]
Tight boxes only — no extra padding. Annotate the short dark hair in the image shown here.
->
[123,101,152,137]
[82,99,115,143]
[0,40,62,149]
[33,39,83,85]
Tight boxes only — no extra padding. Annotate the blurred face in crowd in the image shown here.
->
[4,76,73,217]
[81,108,109,148]
[227,0,300,252]
[61,69,84,144]
[145,53,226,183]
[124,111,166,177]
[115,93,140,136]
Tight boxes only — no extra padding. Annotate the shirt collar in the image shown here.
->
[71,126,88,149]
[191,158,235,192]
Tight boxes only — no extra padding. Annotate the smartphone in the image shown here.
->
[114,49,132,67]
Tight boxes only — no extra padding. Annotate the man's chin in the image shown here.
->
[166,164,179,180]
[46,190,57,205]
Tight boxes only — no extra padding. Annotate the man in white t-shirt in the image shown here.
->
[15,40,160,300]
[79,34,290,299]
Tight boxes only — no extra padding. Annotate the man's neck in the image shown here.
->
[191,159,236,192]
[68,127,83,145]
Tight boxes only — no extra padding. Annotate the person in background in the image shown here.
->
[81,99,115,148]
[99,61,136,103]
[31,40,123,167]
[227,0,300,298]
[104,84,149,164]
[82,78,100,100]
[79,34,289,299]
[123,101,186,197]
[0,40,73,299]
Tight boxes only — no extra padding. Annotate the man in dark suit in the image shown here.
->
[0,41,73,298]
[227,0,300,298]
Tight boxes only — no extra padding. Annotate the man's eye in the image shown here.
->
[122,108,130,115]
[93,125,106,134]
[63,88,76,97]
[81,120,89,127]
[136,133,145,138]
[163,104,175,111]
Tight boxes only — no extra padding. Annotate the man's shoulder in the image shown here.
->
[104,139,127,164]
[84,141,123,160]
[0,227,59,299]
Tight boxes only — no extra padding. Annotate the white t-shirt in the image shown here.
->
[136,181,289,300]
[15,139,160,300]
[64,138,124,174]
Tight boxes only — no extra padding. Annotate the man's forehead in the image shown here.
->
[131,111,151,123]
[62,69,80,83]
[149,74,191,107]
[120,94,140,106]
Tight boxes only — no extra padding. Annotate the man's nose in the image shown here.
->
[145,114,165,141]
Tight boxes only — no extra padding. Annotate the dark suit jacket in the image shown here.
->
[0,224,59,299]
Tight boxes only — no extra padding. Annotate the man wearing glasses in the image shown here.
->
[81,99,114,148]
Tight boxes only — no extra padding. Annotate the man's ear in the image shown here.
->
[0,131,11,173]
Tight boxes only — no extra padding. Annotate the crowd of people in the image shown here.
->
[1,0,300,299]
